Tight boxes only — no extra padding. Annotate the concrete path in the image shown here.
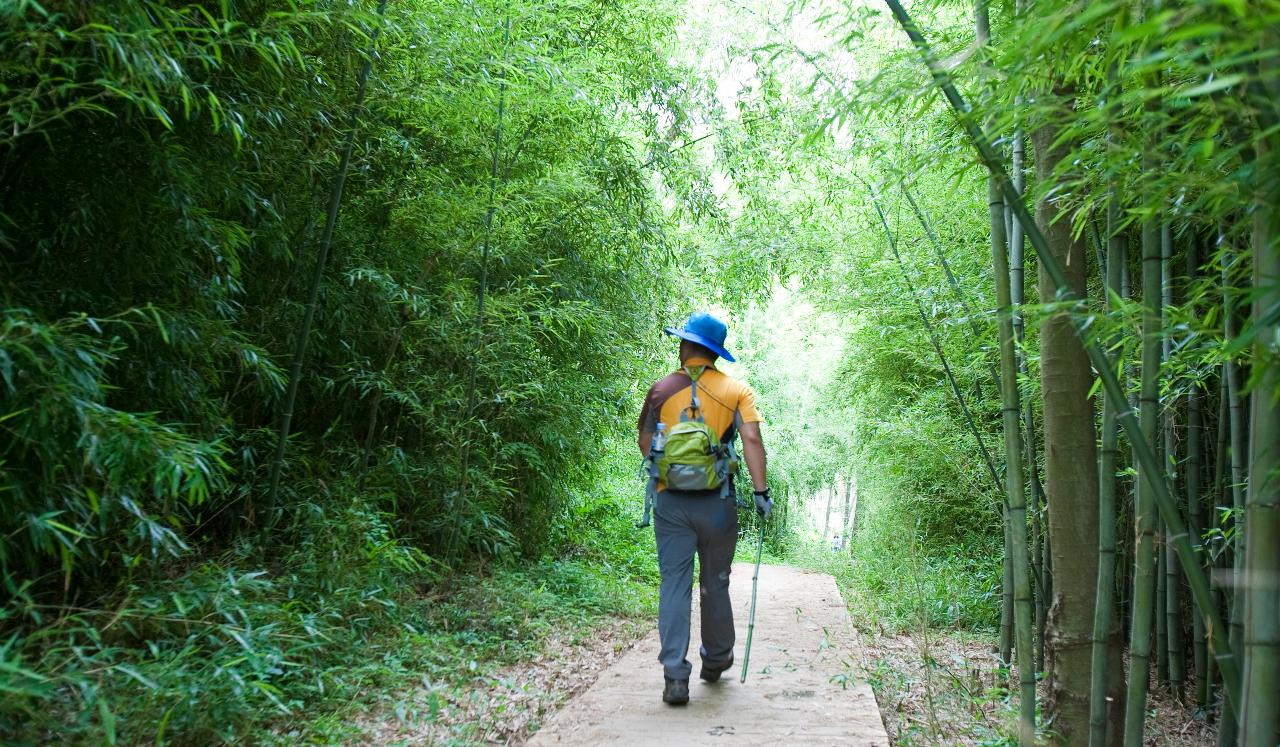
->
[527,564,889,746]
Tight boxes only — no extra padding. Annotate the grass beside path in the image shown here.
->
[788,539,1218,746]
[3,554,655,746]
[787,539,1026,745]
[274,560,657,745]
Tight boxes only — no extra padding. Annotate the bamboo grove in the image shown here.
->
[867,0,1278,744]
[1,0,1278,744]
[680,0,1278,743]
[0,0,706,740]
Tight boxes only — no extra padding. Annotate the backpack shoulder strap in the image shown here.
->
[680,365,707,423]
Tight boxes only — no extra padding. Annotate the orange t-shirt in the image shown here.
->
[637,356,764,442]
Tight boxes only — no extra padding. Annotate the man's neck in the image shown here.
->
[680,354,716,368]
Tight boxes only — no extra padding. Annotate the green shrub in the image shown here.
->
[0,484,654,744]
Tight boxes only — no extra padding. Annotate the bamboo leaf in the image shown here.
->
[1179,74,1244,98]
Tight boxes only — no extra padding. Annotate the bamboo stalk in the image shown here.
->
[1008,128,1051,635]
[975,4,1035,740]
[878,0,1243,714]
[264,0,388,524]
[1186,240,1208,710]
[1219,237,1247,746]
[1008,145,1052,675]
[1240,134,1278,747]
[1153,225,1167,690]
[1006,97,1047,541]
[1039,498,1051,676]
[990,145,1038,747]
[1123,196,1163,744]
[1157,536,1169,683]
[1161,221,1184,702]
[1210,366,1228,713]
[1088,194,1125,747]
[841,476,853,550]
[450,14,513,560]
[899,185,1019,668]
[822,484,834,542]
[861,179,1005,495]
[1001,507,1016,666]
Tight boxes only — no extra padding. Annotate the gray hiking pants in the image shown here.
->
[654,489,739,680]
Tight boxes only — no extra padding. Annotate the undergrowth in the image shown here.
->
[1,482,656,746]
[789,535,1028,745]
[789,531,1000,634]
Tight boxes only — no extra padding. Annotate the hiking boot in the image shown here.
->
[662,677,689,705]
[699,655,734,683]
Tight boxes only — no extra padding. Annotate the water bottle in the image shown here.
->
[652,422,667,455]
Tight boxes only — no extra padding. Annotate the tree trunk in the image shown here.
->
[1034,111,1101,747]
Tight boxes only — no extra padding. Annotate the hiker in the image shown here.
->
[637,311,770,706]
[831,533,842,553]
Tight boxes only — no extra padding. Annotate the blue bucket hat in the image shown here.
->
[664,311,736,362]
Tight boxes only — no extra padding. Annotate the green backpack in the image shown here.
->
[636,365,738,529]
[656,365,736,492]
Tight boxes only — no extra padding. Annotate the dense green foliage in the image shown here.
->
[695,0,1278,742]
[0,0,692,741]
[673,0,1009,629]
[3,0,1278,743]
[1,0,685,576]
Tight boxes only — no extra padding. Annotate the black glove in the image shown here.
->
[753,488,773,519]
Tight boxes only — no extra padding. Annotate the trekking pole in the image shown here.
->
[740,519,766,683]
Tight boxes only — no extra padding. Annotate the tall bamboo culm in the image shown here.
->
[1088,195,1125,747]
[1157,531,1169,684]
[1209,363,1229,710]
[1240,135,1278,746]
[1121,19,1166,735]
[1219,236,1246,747]
[264,0,388,524]
[900,187,1015,667]
[1161,221,1185,701]
[880,0,1243,718]
[990,141,1037,747]
[451,14,513,561]
[1184,240,1208,710]
[976,4,1034,740]
[1005,115,1049,676]
[1121,191,1163,747]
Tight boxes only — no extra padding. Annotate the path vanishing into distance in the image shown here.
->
[527,564,889,746]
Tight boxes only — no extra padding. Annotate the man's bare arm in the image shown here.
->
[639,430,653,459]
[739,421,767,492]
